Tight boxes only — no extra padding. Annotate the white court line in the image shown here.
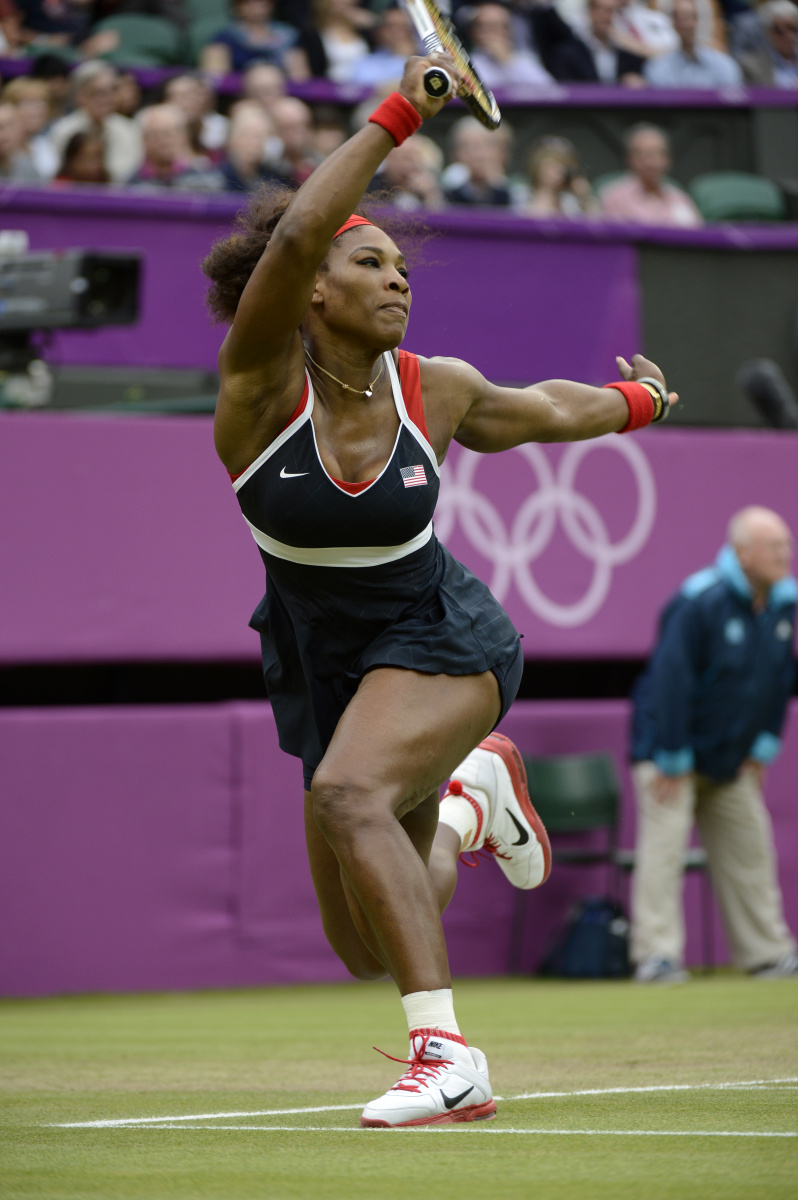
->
[51,1077,798,1129]
[510,1078,798,1101]
[100,1125,798,1138]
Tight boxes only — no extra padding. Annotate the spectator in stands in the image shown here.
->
[128,104,223,189]
[350,5,418,88]
[600,123,703,226]
[15,0,92,50]
[164,73,228,159]
[0,101,41,181]
[380,134,445,210]
[242,61,288,116]
[612,0,679,60]
[645,0,743,86]
[49,62,142,185]
[200,0,310,78]
[531,0,646,84]
[629,506,798,983]
[29,54,71,124]
[267,94,322,185]
[2,77,58,179]
[520,135,597,217]
[311,104,347,157]
[443,114,513,207]
[737,0,798,86]
[113,72,142,120]
[469,2,555,88]
[218,102,284,190]
[301,0,373,82]
[54,129,110,184]
[0,0,23,54]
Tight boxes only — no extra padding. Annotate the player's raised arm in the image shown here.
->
[207,56,459,473]
[440,353,677,453]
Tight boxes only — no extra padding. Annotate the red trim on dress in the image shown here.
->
[397,350,430,444]
[331,476,374,494]
[228,377,311,483]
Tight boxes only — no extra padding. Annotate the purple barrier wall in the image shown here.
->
[2,189,642,384]
[2,414,797,661]
[5,188,798,379]
[2,699,796,997]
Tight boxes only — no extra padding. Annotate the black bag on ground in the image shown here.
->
[539,896,631,979]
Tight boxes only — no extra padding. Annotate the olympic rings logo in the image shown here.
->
[435,436,657,628]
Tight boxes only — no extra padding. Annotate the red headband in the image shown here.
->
[334,215,375,239]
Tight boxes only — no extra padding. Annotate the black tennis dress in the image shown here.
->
[232,348,523,789]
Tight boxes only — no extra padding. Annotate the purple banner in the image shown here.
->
[2,698,796,995]
[2,414,797,662]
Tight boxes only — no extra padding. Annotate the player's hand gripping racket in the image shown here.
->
[402,0,501,130]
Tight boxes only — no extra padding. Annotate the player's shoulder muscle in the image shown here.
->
[416,354,486,403]
[411,355,486,458]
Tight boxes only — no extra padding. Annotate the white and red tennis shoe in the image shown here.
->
[360,1028,496,1128]
[445,732,552,890]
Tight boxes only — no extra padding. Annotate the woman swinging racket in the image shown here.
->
[203,54,675,1128]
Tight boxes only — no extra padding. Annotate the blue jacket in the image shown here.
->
[631,545,796,781]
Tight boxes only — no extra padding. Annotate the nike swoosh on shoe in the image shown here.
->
[506,809,529,846]
[441,1085,475,1110]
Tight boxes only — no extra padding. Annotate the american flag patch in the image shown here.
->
[400,464,427,488]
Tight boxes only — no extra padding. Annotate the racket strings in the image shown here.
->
[426,8,499,126]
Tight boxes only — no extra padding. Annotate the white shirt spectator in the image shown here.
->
[48,64,142,185]
[645,0,743,85]
[469,4,555,89]
[613,0,679,55]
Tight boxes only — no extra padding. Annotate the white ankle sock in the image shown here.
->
[401,989,461,1038]
[439,783,490,852]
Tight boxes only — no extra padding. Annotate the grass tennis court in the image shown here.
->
[2,975,796,1199]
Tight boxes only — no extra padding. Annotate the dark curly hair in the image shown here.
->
[201,181,427,325]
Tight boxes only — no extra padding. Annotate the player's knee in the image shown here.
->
[311,771,389,840]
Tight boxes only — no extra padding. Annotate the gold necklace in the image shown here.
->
[305,350,385,398]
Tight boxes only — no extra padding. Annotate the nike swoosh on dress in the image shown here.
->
[280,467,309,478]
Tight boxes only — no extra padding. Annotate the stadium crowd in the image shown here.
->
[0,0,794,220]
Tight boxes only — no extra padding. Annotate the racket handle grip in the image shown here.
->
[423,65,453,99]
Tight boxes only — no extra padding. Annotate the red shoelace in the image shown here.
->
[459,834,511,869]
[373,1035,453,1094]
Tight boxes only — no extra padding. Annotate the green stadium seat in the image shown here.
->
[505,752,714,973]
[185,0,230,27]
[91,14,186,67]
[188,15,231,63]
[689,172,786,222]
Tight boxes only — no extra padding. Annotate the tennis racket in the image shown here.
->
[403,0,501,131]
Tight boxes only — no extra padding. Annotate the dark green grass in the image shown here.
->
[2,976,796,1199]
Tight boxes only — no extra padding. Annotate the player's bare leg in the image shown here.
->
[310,667,500,995]
[306,666,550,1126]
[308,666,500,1126]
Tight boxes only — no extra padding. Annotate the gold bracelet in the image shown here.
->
[640,381,663,422]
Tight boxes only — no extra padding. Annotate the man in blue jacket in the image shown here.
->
[630,506,797,983]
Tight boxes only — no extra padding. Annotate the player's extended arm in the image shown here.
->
[445,353,676,453]
[214,55,458,472]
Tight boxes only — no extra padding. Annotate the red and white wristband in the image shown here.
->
[604,376,670,433]
[368,92,423,146]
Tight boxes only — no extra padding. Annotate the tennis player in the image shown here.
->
[204,53,675,1128]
